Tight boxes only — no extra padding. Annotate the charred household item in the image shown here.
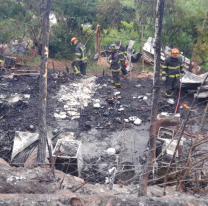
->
[52,139,83,177]
[155,113,182,180]
[4,56,16,68]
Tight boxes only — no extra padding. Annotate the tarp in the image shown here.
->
[181,71,208,90]
[11,131,39,160]
[182,70,208,84]
[126,40,135,72]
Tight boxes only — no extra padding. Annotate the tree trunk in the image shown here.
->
[37,0,51,163]
[138,0,165,197]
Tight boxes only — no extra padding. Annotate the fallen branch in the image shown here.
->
[72,181,88,193]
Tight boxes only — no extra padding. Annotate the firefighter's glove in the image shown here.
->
[108,59,112,64]
[162,76,166,81]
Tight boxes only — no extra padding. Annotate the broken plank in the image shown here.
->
[198,85,208,92]
[16,70,40,72]
[194,92,208,99]
[13,73,40,76]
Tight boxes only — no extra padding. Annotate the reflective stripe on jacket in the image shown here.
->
[162,56,184,77]
[119,44,127,55]
[110,50,121,71]
[74,42,87,62]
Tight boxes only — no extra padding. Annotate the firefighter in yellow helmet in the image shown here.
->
[162,48,184,97]
[71,37,87,75]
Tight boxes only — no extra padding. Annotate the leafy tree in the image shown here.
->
[162,0,207,58]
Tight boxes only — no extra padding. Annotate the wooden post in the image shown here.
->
[37,0,51,164]
[138,0,164,197]
[140,0,145,72]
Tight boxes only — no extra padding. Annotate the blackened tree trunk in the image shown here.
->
[138,0,165,196]
[37,0,51,163]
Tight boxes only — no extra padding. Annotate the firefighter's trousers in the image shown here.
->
[72,61,87,75]
[120,60,128,77]
[166,76,180,96]
[112,70,121,88]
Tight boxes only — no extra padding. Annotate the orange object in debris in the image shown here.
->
[181,103,190,109]
[125,60,129,66]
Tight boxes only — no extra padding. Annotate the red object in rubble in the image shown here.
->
[125,60,129,66]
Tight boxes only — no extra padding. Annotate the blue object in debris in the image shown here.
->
[116,101,121,105]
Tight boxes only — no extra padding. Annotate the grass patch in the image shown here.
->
[25,55,41,67]
[87,62,109,72]
[134,62,154,73]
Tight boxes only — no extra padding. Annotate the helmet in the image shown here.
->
[115,41,121,45]
[71,37,78,43]
[171,48,180,54]
[109,43,117,50]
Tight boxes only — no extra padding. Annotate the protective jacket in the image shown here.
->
[74,42,87,63]
[162,56,184,78]
[110,50,121,72]
[119,44,127,55]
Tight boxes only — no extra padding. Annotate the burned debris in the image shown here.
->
[0,61,208,205]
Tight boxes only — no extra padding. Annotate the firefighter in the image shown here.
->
[116,41,128,77]
[108,43,121,88]
[71,37,87,75]
[162,48,184,97]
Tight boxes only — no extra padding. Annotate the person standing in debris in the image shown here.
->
[108,43,121,88]
[162,48,184,97]
[18,39,25,55]
[116,41,128,77]
[10,37,18,54]
[71,37,87,75]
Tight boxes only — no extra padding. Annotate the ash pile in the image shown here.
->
[0,71,153,185]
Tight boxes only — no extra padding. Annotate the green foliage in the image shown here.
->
[96,0,135,30]
[0,0,41,42]
[162,0,207,58]
[1,0,208,67]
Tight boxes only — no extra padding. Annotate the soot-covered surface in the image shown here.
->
[0,71,207,179]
